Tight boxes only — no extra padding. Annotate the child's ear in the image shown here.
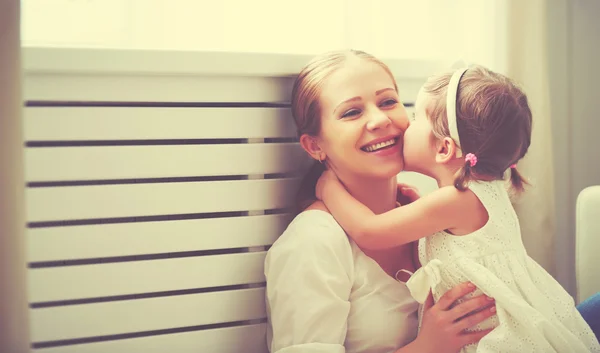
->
[299,134,326,162]
[435,137,459,164]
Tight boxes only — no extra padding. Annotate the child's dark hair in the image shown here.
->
[423,65,532,192]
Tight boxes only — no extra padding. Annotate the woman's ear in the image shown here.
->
[435,137,459,164]
[299,134,326,162]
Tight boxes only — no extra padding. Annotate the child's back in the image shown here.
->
[413,179,599,352]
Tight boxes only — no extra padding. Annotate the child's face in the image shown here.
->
[402,87,438,176]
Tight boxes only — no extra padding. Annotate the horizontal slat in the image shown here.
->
[23,47,441,103]
[26,178,299,222]
[24,107,297,140]
[33,323,268,353]
[30,287,266,343]
[25,45,313,77]
[24,47,446,80]
[25,74,294,102]
[28,214,290,262]
[24,74,422,107]
[29,252,266,303]
[33,324,267,353]
[25,143,308,181]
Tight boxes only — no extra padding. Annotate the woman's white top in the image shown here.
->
[410,180,600,353]
[265,210,419,353]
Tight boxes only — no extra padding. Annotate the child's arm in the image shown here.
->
[317,172,465,249]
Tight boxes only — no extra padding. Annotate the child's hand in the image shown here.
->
[398,183,420,204]
[316,169,339,201]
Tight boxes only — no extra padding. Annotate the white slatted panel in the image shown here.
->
[23,47,436,352]
[24,48,444,103]
[25,74,424,104]
[25,74,294,103]
[25,144,307,181]
[405,105,415,117]
[24,107,297,140]
[27,178,298,222]
[24,59,294,353]
[35,324,267,353]
[29,252,267,303]
[28,214,291,262]
[31,288,265,342]
[24,47,312,78]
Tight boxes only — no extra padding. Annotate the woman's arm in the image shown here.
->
[396,283,496,353]
[317,171,465,249]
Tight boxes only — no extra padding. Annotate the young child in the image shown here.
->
[316,65,600,352]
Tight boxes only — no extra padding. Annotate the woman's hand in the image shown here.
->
[412,282,496,353]
[315,169,339,200]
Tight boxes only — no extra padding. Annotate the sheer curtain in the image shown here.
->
[504,0,556,276]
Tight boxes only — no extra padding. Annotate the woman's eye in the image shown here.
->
[341,109,361,118]
[380,99,398,107]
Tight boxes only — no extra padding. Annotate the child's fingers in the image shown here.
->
[397,183,420,194]
[322,169,337,181]
[316,169,341,200]
[397,182,418,189]
[400,186,421,202]
[401,187,419,195]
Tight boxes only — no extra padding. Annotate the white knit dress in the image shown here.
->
[407,180,600,352]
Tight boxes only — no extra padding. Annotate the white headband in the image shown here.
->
[446,68,468,158]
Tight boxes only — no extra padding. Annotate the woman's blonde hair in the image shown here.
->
[423,65,532,192]
[291,49,398,212]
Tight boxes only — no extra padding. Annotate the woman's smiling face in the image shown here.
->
[315,57,410,181]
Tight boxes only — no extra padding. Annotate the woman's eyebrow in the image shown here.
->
[334,96,361,113]
[376,87,396,95]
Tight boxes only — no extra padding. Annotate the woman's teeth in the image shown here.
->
[363,138,396,152]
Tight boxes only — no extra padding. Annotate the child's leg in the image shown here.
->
[577,292,600,340]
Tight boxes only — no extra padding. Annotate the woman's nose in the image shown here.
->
[365,108,391,131]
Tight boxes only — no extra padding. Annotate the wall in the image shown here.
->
[548,0,600,297]
[0,1,29,352]
[21,0,505,70]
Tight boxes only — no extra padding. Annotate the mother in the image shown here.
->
[264,50,495,353]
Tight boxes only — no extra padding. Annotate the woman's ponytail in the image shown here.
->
[295,160,326,214]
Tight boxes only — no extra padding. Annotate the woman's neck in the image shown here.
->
[337,173,398,215]
[336,172,417,274]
